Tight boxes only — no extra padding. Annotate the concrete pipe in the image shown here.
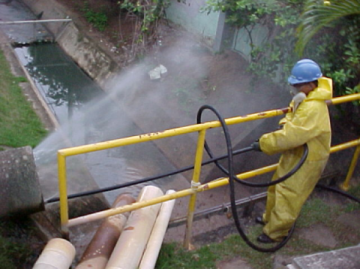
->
[33,238,75,269]
[105,186,164,269]
[139,189,176,269]
[75,193,136,269]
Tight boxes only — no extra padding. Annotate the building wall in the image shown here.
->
[232,24,270,62]
[165,0,220,47]
[165,0,270,61]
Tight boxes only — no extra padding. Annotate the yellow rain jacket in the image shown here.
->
[259,77,333,241]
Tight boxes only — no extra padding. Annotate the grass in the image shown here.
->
[0,218,44,268]
[346,183,360,212]
[81,1,108,32]
[155,192,360,269]
[0,48,48,267]
[0,50,48,148]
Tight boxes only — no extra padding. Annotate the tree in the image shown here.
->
[204,1,359,95]
[295,0,360,55]
[295,0,360,99]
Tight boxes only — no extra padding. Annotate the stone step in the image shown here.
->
[286,244,360,269]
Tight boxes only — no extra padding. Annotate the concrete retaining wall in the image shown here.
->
[0,146,44,217]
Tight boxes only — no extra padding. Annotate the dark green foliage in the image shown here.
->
[203,0,360,97]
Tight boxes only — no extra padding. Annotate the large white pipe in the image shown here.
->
[33,238,75,269]
[75,194,136,269]
[139,189,176,269]
[105,186,164,269]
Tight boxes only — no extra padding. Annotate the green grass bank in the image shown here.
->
[0,50,47,150]
[0,47,48,268]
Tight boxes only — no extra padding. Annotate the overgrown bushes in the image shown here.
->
[203,0,360,98]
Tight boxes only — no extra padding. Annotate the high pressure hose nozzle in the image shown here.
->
[251,140,261,152]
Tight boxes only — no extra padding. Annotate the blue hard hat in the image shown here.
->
[287,59,322,85]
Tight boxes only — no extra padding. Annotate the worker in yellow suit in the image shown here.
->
[252,59,333,243]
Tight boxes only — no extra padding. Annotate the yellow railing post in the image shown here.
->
[57,151,69,237]
[341,144,360,191]
[183,129,207,250]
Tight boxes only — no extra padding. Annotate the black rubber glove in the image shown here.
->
[251,140,262,152]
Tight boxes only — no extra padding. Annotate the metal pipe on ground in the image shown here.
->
[105,186,164,269]
[0,19,72,25]
[75,193,136,269]
[33,238,75,269]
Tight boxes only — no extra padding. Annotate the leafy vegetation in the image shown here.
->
[118,0,170,57]
[78,0,171,60]
[82,1,108,31]
[298,0,360,101]
[203,0,360,98]
[0,51,48,148]
[296,0,360,55]
[119,0,170,33]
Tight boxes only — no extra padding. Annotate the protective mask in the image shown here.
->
[289,87,299,96]
[292,92,306,112]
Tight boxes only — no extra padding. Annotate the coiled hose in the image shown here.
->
[197,105,306,252]
[197,104,360,252]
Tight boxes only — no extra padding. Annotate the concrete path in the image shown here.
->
[287,244,360,269]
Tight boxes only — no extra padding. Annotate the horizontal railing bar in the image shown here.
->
[66,138,360,228]
[58,93,360,158]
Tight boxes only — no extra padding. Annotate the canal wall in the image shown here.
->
[21,0,120,89]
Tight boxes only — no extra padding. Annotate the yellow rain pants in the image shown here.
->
[259,77,333,241]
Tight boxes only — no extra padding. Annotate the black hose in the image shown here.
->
[47,105,306,204]
[45,141,253,203]
[197,105,360,252]
[196,104,297,252]
[316,183,360,203]
[197,110,308,187]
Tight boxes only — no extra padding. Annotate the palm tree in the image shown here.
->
[295,0,360,55]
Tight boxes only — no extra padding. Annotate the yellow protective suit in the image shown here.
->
[259,77,333,241]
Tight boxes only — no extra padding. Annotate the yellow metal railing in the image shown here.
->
[57,93,360,246]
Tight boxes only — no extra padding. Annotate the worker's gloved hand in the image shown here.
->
[251,140,262,152]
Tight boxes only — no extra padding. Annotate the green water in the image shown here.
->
[15,43,103,124]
